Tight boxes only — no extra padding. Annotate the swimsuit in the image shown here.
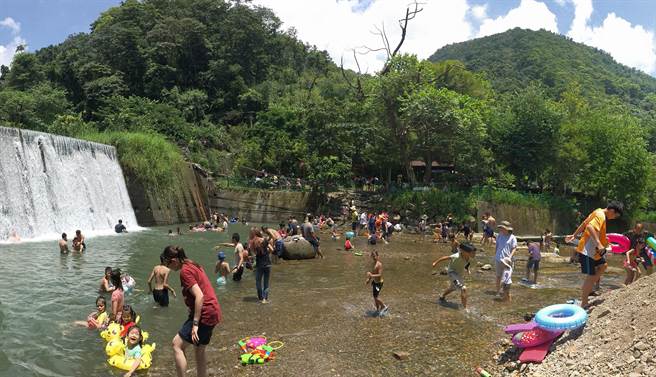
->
[153,288,169,307]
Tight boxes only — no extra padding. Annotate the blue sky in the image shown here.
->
[2,0,656,75]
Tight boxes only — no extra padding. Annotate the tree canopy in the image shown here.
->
[0,3,654,214]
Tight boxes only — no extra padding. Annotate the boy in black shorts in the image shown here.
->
[365,250,387,315]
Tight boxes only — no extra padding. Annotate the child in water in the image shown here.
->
[110,270,124,322]
[344,238,353,251]
[123,325,144,377]
[432,242,476,309]
[499,257,512,302]
[365,250,388,315]
[215,251,231,286]
[624,238,644,285]
[75,296,109,329]
[119,305,137,337]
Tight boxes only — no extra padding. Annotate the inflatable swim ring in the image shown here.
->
[216,276,226,286]
[534,304,587,331]
[606,233,630,254]
[87,311,108,329]
[122,275,136,294]
[345,231,355,240]
[107,343,156,371]
[647,237,656,251]
[512,327,562,348]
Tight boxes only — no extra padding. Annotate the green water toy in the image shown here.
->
[475,366,492,377]
[354,251,363,256]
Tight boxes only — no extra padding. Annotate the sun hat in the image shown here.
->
[217,251,226,260]
[497,220,513,231]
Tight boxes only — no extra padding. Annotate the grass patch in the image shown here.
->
[78,131,186,201]
[384,186,575,222]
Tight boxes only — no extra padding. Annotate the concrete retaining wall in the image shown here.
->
[127,163,210,226]
[209,190,318,223]
[476,201,575,236]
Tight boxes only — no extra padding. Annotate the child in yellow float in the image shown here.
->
[122,326,144,377]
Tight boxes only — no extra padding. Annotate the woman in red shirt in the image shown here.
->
[161,245,221,377]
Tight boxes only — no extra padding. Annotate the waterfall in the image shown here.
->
[0,127,139,241]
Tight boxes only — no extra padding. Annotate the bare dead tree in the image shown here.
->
[379,1,424,75]
[340,50,366,101]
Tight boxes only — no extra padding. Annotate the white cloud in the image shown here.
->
[0,17,21,35]
[471,4,487,21]
[567,0,656,74]
[252,0,473,73]
[477,0,558,37]
[0,17,26,67]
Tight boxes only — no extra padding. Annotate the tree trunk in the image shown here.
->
[385,96,415,184]
[423,151,432,185]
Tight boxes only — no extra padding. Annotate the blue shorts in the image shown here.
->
[484,227,494,237]
[579,254,606,276]
[274,239,284,257]
[308,238,320,252]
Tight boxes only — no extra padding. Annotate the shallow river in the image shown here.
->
[0,225,625,376]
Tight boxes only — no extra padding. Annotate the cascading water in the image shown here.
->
[0,127,139,241]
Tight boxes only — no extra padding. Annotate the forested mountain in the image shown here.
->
[429,28,656,112]
[1,3,654,214]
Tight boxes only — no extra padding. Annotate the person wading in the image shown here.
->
[161,245,221,377]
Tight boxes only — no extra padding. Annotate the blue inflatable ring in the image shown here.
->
[535,304,587,331]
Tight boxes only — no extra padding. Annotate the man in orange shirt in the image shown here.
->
[566,201,623,308]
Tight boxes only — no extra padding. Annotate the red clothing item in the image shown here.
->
[120,321,136,337]
[180,262,221,326]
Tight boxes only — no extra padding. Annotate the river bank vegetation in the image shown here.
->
[0,0,654,217]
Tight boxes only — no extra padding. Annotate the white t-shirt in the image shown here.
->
[501,268,512,285]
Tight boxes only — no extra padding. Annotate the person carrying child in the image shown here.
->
[433,242,476,309]
[365,250,388,315]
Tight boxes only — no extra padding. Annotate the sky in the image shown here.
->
[2,0,656,76]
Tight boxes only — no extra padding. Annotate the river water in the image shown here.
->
[0,225,625,376]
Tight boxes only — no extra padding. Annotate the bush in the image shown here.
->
[78,131,186,200]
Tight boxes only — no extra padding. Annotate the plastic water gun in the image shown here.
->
[240,352,265,365]
[258,345,273,359]
[238,339,248,352]
[475,366,492,377]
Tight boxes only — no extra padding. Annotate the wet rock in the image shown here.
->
[282,236,315,260]
[481,264,492,271]
[393,351,409,360]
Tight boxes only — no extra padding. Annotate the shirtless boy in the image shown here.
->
[147,257,176,307]
[58,233,69,254]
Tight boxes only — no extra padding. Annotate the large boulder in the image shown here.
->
[282,235,316,260]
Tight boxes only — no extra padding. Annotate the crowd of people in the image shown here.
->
[56,198,656,376]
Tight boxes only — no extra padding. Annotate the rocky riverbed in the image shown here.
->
[491,272,656,376]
